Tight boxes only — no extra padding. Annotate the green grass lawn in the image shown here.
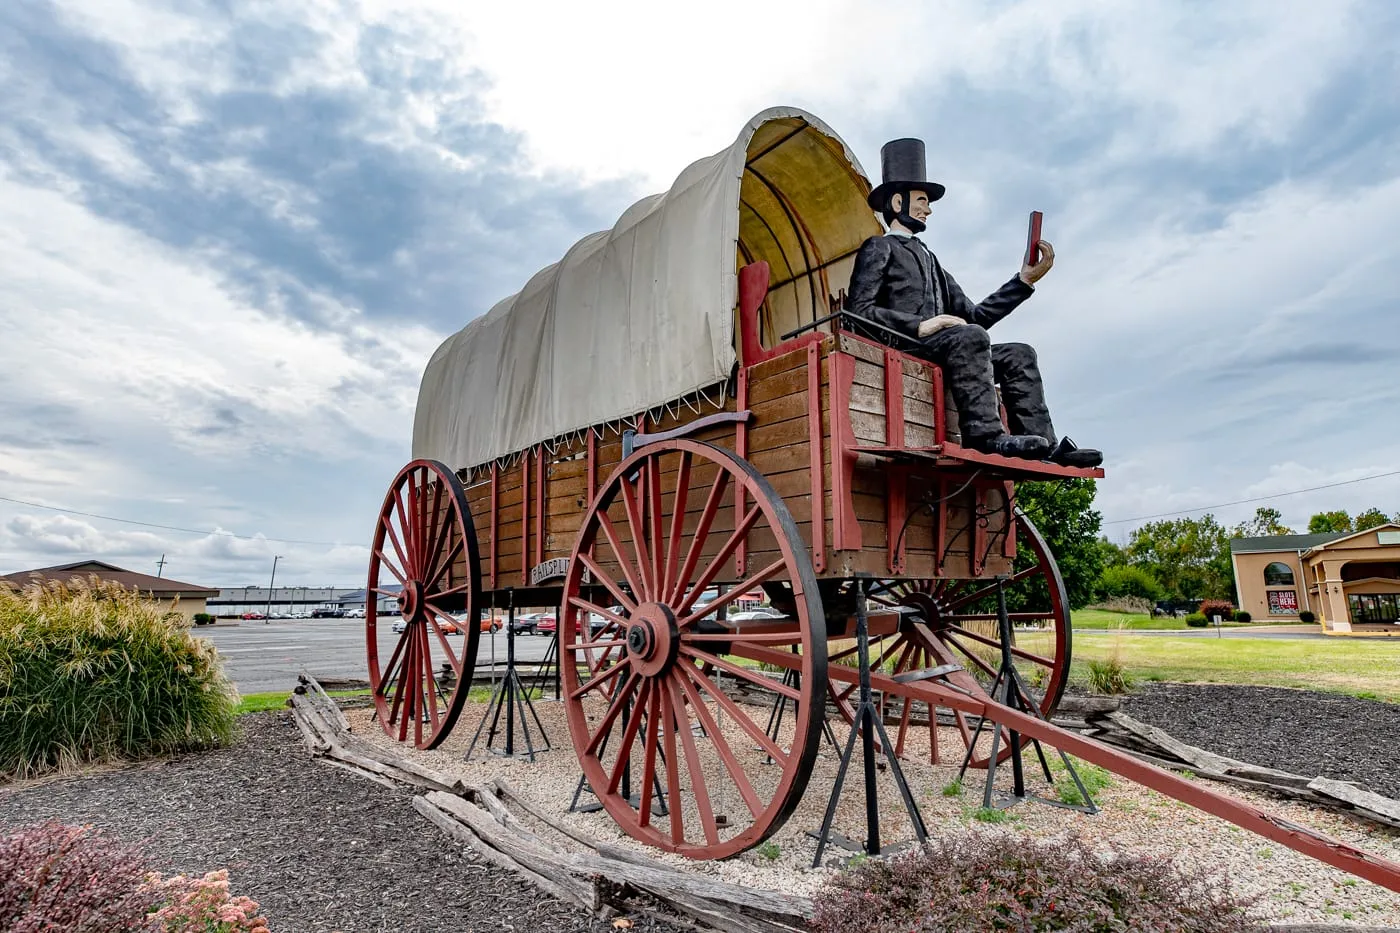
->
[1070,609,1252,631]
[234,688,370,716]
[1054,631,1400,703]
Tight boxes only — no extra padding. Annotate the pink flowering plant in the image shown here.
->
[0,821,269,932]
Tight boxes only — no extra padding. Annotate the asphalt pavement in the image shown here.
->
[196,618,557,694]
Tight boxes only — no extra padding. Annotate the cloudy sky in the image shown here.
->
[2,0,1398,587]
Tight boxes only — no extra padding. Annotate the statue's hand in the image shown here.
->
[917,315,967,338]
[1020,239,1055,286]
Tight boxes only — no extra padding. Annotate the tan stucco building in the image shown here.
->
[1230,525,1400,636]
[0,560,218,624]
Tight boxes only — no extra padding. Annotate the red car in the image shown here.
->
[535,614,557,635]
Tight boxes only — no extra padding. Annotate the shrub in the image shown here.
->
[1199,599,1235,622]
[1097,565,1163,603]
[1299,610,1316,624]
[0,822,268,932]
[1087,657,1132,695]
[0,821,160,931]
[810,833,1262,933]
[0,577,238,779]
[1234,610,1252,623]
[1185,612,1209,628]
[1088,595,1154,614]
[192,613,215,626]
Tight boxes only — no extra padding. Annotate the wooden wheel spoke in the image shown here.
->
[674,669,764,820]
[646,457,665,599]
[607,680,652,794]
[938,630,999,679]
[663,451,692,602]
[420,624,440,733]
[566,637,627,652]
[944,564,1042,612]
[620,472,657,600]
[666,677,719,846]
[567,597,630,631]
[678,557,785,628]
[425,536,464,593]
[584,671,641,757]
[579,552,639,615]
[678,503,762,617]
[421,478,445,583]
[570,658,627,698]
[392,626,416,741]
[377,628,412,695]
[392,486,419,577]
[947,622,1057,668]
[376,517,411,583]
[638,683,663,828]
[678,646,799,700]
[660,688,685,845]
[424,606,464,676]
[667,470,731,605]
[680,663,788,765]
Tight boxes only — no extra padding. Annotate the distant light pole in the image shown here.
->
[264,555,283,624]
[156,554,167,578]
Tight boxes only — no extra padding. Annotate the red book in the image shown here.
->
[1025,210,1043,265]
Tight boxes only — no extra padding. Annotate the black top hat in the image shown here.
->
[867,137,945,211]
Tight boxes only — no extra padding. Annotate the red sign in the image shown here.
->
[1267,590,1299,614]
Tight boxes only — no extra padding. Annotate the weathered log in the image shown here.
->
[320,756,400,790]
[1309,778,1400,824]
[491,779,603,851]
[412,796,591,910]
[297,673,351,731]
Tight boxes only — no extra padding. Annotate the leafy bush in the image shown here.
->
[810,832,1262,933]
[1234,610,1252,624]
[1086,657,1132,695]
[192,613,215,626]
[0,577,238,779]
[1087,595,1154,614]
[1097,565,1163,602]
[1184,612,1209,628]
[1299,610,1316,624]
[1199,599,1235,622]
[0,821,159,931]
[0,822,268,932]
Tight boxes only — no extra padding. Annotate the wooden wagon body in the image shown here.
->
[362,110,1400,887]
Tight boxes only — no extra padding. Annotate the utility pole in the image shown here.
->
[155,554,167,577]
[264,556,283,624]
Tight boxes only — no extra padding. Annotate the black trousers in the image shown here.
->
[916,324,1056,445]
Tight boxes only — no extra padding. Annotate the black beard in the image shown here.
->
[895,210,926,234]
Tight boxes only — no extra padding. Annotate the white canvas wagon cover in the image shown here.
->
[412,107,880,469]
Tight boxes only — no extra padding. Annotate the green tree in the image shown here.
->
[1308,510,1352,534]
[1096,537,1128,569]
[1015,479,1104,610]
[1237,506,1293,537]
[1354,507,1392,531]
[1097,564,1163,602]
[1126,514,1234,602]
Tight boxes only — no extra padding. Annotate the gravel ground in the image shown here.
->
[0,712,684,933]
[346,693,1400,929]
[1122,684,1400,799]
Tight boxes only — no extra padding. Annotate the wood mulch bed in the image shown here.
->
[0,712,685,933]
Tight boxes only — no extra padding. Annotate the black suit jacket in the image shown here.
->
[843,234,1033,341]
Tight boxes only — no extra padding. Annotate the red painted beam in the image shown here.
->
[806,342,825,573]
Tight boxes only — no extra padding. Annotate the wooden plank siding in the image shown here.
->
[445,333,1009,602]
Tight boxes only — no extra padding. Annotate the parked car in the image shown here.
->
[346,608,366,619]
[536,614,557,636]
[392,619,408,634]
[240,612,265,620]
[727,606,786,623]
[480,615,503,634]
[511,612,545,635]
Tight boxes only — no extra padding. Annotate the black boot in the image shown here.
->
[970,433,1053,460]
[1046,436,1102,468]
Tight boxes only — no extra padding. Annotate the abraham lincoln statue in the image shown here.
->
[844,138,1102,467]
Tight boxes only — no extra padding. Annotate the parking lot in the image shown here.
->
[197,618,557,694]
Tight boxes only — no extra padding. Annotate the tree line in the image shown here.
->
[1016,482,1396,609]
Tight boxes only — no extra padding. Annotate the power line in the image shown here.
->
[0,493,357,548]
[1102,469,1400,526]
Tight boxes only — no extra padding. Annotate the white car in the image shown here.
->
[728,607,787,623]
[346,608,366,619]
[392,619,408,634]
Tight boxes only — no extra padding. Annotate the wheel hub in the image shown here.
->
[398,580,424,621]
[900,591,941,629]
[627,603,678,678]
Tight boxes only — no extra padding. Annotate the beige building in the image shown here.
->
[1230,525,1400,636]
[0,560,218,624]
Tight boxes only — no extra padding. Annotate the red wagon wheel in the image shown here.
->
[366,459,482,750]
[829,510,1070,769]
[561,440,827,860]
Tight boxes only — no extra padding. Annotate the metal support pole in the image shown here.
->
[265,555,282,624]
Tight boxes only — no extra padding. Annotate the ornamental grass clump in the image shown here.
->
[0,576,238,779]
[810,832,1262,933]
